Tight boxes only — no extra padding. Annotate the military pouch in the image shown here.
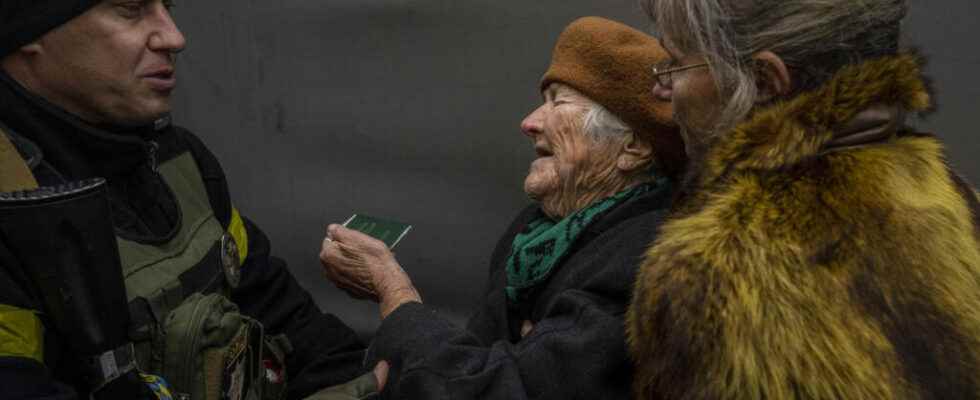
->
[161,292,279,400]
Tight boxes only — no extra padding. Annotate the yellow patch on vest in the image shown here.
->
[229,208,249,263]
[0,304,44,363]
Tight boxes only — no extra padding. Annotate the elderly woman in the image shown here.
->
[627,0,980,399]
[319,17,685,399]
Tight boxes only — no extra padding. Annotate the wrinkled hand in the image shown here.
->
[319,224,421,318]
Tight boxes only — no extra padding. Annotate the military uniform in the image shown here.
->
[0,70,368,400]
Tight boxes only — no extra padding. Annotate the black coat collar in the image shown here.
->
[0,70,168,181]
[0,71,183,241]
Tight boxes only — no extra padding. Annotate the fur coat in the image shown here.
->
[627,54,980,399]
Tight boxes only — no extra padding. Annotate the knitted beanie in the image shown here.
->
[0,0,101,59]
[542,17,686,178]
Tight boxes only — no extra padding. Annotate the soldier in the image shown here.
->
[0,1,373,399]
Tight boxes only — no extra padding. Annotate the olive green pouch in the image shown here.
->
[161,292,284,400]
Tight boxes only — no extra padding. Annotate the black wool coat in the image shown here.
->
[371,185,673,399]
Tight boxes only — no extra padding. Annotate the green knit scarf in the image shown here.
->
[505,179,664,304]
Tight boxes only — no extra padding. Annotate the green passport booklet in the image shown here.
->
[342,214,412,249]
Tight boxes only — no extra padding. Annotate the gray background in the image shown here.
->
[170,0,979,337]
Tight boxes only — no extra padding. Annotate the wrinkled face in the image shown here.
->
[25,0,185,126]
[520,83,623,218]
[651,38,723,160]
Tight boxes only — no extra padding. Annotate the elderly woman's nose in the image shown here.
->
[521,107,545,137]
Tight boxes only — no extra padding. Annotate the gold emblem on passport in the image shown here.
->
[220,233,241,288]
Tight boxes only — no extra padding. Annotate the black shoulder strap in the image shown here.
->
[173,127,233,229]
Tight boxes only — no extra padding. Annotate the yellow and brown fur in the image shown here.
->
[627,54,980,399]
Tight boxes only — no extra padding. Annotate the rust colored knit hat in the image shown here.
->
[541,16,686,178]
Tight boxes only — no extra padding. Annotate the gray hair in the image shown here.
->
[645,0,907,133]
[579,95,660,175]
[583,101,632,142]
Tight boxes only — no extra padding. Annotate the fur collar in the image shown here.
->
[701,53,931,181]
[628,52,980,400]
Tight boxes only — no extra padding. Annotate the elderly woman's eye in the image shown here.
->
[116,2,143,17]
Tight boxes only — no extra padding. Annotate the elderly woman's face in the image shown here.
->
[652,39,724,160]
[520,83,623,219]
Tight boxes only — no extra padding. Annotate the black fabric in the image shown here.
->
[0,358,76,400]
[0,0,99,59]
[371,188,673,399]
[176,128,233,227]
[0,230,38,311]
[233,217,369,399]
[178,242,225,295]
[0,71,158,179]
[0,70,179,241]
[0,70,368,399]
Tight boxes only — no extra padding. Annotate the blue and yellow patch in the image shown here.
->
[141,373,175,400]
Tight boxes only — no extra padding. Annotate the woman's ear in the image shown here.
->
[617,132,654,173]
[751,51,792,103]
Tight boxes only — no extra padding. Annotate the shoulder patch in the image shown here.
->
[0,304,43,363]
[229,208,249,263]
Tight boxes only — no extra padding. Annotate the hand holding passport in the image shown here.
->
[320,214,421,318]
[341,214,412,249]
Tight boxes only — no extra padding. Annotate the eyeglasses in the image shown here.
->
[651,62,709,88]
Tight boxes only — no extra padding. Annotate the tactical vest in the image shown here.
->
[122,151,288,400]
[0,126,287,400]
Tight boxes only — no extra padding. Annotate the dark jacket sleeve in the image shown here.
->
[0,358,77,400]
[372,294,630,399]
[1,239,171,400]
[177,128,368,399]
[0,238,78,400]
[370,206,639,399]
[232,217,368,399]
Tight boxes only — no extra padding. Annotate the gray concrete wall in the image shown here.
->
[170,0,979,337]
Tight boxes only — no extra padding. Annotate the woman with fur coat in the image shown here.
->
[627,0,980,398]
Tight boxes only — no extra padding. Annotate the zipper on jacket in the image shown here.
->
[147,141,160,172]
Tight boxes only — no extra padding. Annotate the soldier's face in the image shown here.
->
[25,0,185,126]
